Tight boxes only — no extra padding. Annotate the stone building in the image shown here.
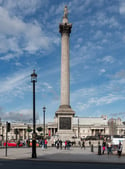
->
[0,116,125,142]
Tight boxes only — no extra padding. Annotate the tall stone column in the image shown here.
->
[55,6,75,139]
[60,23,70,106]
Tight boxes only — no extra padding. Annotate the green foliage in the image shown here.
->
[27,128,32,132]
[37,127,42,132]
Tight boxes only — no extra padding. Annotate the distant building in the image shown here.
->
[0,116,125,141]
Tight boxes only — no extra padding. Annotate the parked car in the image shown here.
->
[3,142,23,147]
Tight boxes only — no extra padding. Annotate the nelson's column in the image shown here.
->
[55,6,75,139]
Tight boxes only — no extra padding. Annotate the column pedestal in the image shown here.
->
[55,105,75,140]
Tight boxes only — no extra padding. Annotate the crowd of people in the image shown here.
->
[54,139,72,150]
[3,136,123,157]
[50,137,123,157]
[100,139,123,157]
[78,138,123,157]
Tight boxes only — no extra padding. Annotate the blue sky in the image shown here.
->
[0,0,125,123]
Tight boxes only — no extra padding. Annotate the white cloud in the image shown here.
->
[43,82,53,89]
[100,69,106,73]
[15,62,22,66]
[0,53,19,61]
[71,88,96,103]
[102,55,114,63]
[90,12,119,28]
[1,109,39,121]
[114,70,125,79]
[0,69,31,95]
[0,0,44,16]
[119,1,125,14]
[75,93,125,112]
[76,102,90,111]
[123,35,125,42]
[71,71,125,113]
[69,0,92,14]
[40,82,59,100]
[89,94,125,105]
[0,7,25,35]
[93,30,103,40]
[0,5,57,59]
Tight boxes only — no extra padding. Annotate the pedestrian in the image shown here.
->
[89,140,91,146]
[102,141,106,154]
[17,140,20,148]
[81,140,85,149]
[65,140,67,149]
[102,144,105,154]
[78,141,81,148]
[59,139,62,149]
[67,141,71,150]
[44,139,48,149]
[41,139,44,150]
[117,142,123,157]
[27,139,30,147]
[62,141,65,149]
[56,139,59,149]
[107,141,112,155]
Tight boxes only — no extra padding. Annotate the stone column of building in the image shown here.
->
[22,129,25,140]
[55,6,75,139]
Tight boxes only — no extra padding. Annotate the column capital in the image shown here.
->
[59,23,72,35]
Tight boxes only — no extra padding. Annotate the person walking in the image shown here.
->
[56,139,60,149]
[62,141,65,149]
[59,139,62,150]
[89,140,91,146]
[107,141,112,155]
[44,139,48,149]
[117,142,123,157]
[65,140,67,150]
[41,139,44,150]
[102,140,106,154]
[81,140,85,149]
[78,141,81,148]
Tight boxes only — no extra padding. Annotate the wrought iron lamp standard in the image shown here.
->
[31,70,37,158]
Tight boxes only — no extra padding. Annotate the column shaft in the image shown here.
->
[61,33,70,106]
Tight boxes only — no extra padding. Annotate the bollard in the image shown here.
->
[91,144,94,152]
[98,145,101,155]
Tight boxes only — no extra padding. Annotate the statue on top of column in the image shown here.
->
[64,6,68,18]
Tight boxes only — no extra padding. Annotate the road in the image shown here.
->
[0,146,125,167]
[0,160,125,169]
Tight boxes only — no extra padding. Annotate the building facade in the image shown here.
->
[0,116,125,142]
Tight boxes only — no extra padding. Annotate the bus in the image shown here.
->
[111,135,125,151]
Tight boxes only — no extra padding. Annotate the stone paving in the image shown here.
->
[0,147,125,164]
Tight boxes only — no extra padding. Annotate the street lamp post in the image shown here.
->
[31,70,37,158]
[78,118,79,138]
[43,106,46,140]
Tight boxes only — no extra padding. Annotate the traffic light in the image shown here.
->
[7,122,11,132]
